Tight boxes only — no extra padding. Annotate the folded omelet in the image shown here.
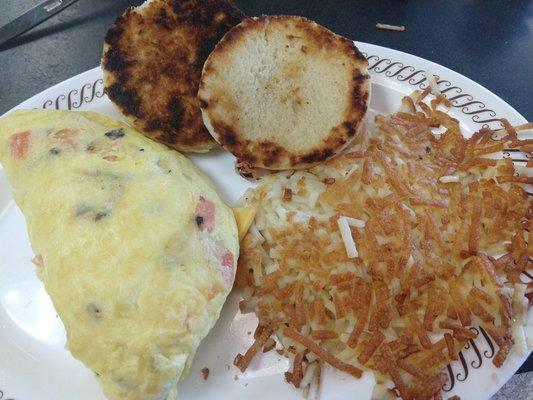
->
[0,110,238,399]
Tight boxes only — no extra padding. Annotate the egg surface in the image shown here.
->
[0,109,238,400]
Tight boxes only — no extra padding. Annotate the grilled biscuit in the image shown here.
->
[102,0,245,153]
[198,15,370,169]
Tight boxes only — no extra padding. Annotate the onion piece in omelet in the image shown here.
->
[0,109,239,400]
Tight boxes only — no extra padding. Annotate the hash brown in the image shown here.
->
[102,0,245,152]
[235,91,532,399]
[199,15,370,169]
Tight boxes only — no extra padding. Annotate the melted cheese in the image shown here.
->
[233,207,257,241]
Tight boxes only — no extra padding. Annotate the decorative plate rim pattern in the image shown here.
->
[362,53,503,129]
[0,389,15,400]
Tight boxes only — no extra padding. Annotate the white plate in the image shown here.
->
[0,42,531,400]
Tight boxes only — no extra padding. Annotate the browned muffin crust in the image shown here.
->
[199,15,370,168]
[102,0,245,152]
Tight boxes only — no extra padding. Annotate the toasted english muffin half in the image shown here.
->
[102,0,245,153]
[198,15,370,169]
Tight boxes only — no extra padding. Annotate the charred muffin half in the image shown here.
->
[102,0,245,152]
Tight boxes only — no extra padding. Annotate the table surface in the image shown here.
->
[0,0,531,397]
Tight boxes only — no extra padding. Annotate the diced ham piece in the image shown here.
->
[220,249,234,286]
[10,131,31,159]
[54,128,78,149]
[195,196,215,232]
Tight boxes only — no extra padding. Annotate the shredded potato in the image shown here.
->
[235,92,532,399]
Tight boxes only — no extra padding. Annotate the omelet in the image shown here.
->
[0,109,238,400]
